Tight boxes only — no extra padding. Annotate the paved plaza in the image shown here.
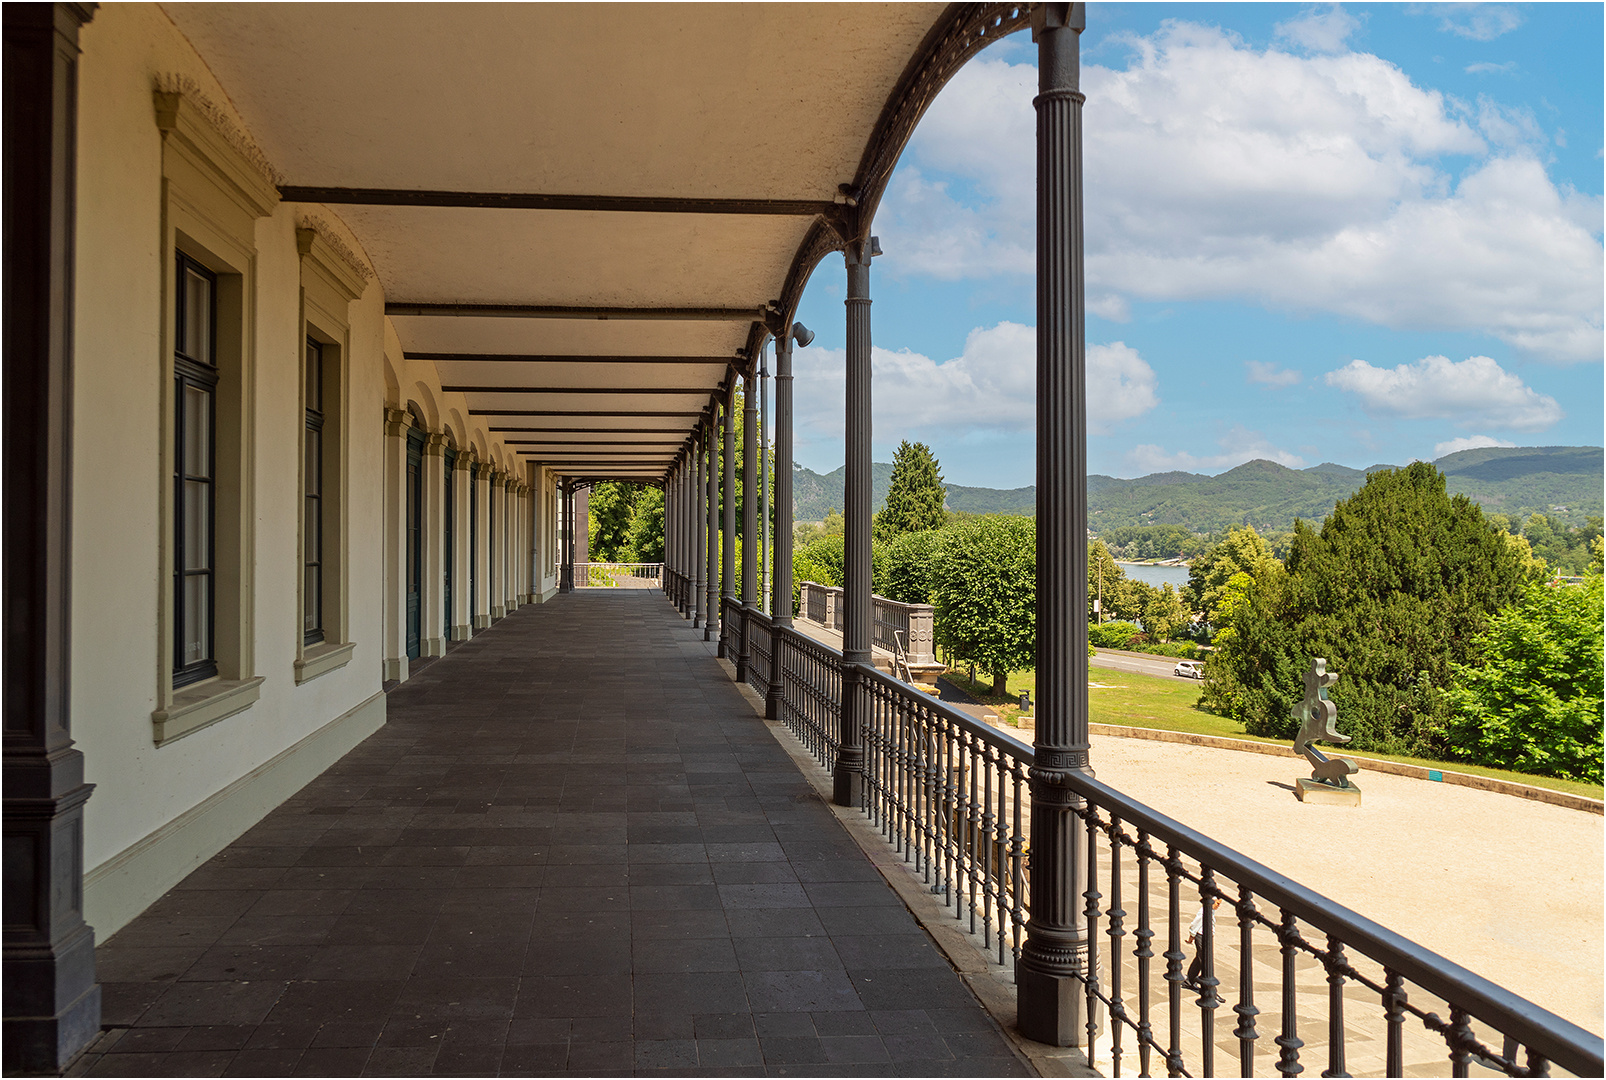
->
[76,592,1030,1077]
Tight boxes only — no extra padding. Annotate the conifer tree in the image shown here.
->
[873,441,946,542]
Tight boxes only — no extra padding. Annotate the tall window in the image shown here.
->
[174,254,218,687]
[304,338,324,645]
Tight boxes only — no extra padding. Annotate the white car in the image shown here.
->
[1174,660,1204,679]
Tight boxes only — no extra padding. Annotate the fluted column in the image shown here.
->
[737,362,758,681]
[692,430,706,627]
[2,6,101,1071]
[559,480,574,593]
[835,236,877,807]
[1017,2,1092,1049]
[759,348,771,616]
[767,330,796,720]
[719,382,737,656]
[704,410,719,642]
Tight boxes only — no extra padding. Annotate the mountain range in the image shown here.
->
[792,445,1602,534]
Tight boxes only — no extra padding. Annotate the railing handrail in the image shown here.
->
[851,657,1602,1075]
[1066,767,1604,1074]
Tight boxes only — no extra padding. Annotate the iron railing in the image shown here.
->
[797,581,937,667]
[575,561,661,588]
[711,597,1604,1079]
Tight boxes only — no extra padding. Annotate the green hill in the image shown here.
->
[791,446,1601,532]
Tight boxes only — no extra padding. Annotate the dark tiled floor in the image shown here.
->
[77,591,1030,1077]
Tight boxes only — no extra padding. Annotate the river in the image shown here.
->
[1115,561,1191,589]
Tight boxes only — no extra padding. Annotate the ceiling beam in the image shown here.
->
[470,409,706,417]
[280,186,836,217]
[387,302,759,321]
[411,352,733,365]
[488,426,691,434]
[444,386,708,396]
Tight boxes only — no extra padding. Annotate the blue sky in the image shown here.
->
[782,3,1603,487]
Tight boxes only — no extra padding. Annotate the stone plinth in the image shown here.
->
[1296,778,1362,806]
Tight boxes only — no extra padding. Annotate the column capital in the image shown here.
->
[452,450,476,472]
[423,431,449,456]
[384,407,414,437]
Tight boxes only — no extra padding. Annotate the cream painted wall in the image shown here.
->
[69,5,542,912]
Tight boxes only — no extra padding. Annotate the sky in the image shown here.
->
[779,2,1604,487]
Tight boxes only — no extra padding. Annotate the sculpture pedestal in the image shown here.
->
[1296,778,1361,806]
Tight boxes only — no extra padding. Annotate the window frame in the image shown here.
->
[172,252,220,689]
[303,336,325,647]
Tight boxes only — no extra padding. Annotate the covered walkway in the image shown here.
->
[79,592,1031,1078]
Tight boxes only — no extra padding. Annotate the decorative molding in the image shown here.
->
[150,676,265,747]
[383,407,413,437]
[295,215,372,300]
[152,75,281,218]
[422,431,449,457]
[292,640,356,685]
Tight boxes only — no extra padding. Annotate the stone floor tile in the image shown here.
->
[745,970,864,1013]
[222,1048,303,1076]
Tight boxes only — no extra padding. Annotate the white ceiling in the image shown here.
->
[162,2,952,475]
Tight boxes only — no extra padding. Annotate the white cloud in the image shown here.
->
[1126,424,1307,475]
[1324,354,1564,429]
[1245,360,1302,387]
[1275,5,1362,53]
[792,326,1159,447]
[877,25,1604,364]
[1465,61,1517,75]
[1433,434,1517,457]
[1433,4,1524,41]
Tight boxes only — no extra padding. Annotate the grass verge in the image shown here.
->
[943,667,1604,801]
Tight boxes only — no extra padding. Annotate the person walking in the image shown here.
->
[1185,896,1221,990]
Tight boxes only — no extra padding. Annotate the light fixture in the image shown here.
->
[791,322,815,348]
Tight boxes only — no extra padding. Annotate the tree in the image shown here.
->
[1141,583,1190,643]
[1443,577,1604,783]
[880,528,944,605]
[932,515,1035,696]
[622,485,665,563]
[873,441,946,542]
[1185,525,1278,627]
[1204,463,1525,755]
[588,481,642,561]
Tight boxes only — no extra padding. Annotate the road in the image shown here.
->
[1090,648,1199,681]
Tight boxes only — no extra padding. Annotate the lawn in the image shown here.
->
[942,667,1605,801]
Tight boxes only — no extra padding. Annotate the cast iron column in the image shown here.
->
[2,6,101,1071]
[704,408,719,642]
[737,360,758,681]
[719,383,736,655]
[759,347,771,615]
[558,480,574,593]
[664,466,675,597]
[692,426,706,627]
[766,330,796,720]
[835,236,877,807]
[1016,1,1092,1049]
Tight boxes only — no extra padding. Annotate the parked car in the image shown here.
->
[1174,660,1204,679]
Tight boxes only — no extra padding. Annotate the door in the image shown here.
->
[405,427,424,659]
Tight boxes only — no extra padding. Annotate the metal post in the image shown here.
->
[720,381,737,656]
[759,345,771,616]
[2,6,101,1071]
[705,409,719,642]
[559,480,575,593]
[692,429,706,627]
[835,235,878,808]
[738,360,758,681]
[1017,2,1092,1049]
[664,465,675,597]
[767,330,795,720]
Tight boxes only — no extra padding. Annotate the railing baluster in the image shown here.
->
[1326,935,1350,1078]
[1448,1005,1472,1078]
[1200,868,1219,1080]
[1010,761,1025,974]
[1275,910,1304,1077]
[1134,831,1155,1079]
[1234,889,1259,1077]
[1086,805,1103,1064]
[1108,818,1126,1078]
[1165,846,1186,1078]
[982,743,997,957]
[1384,968,1405,1078]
